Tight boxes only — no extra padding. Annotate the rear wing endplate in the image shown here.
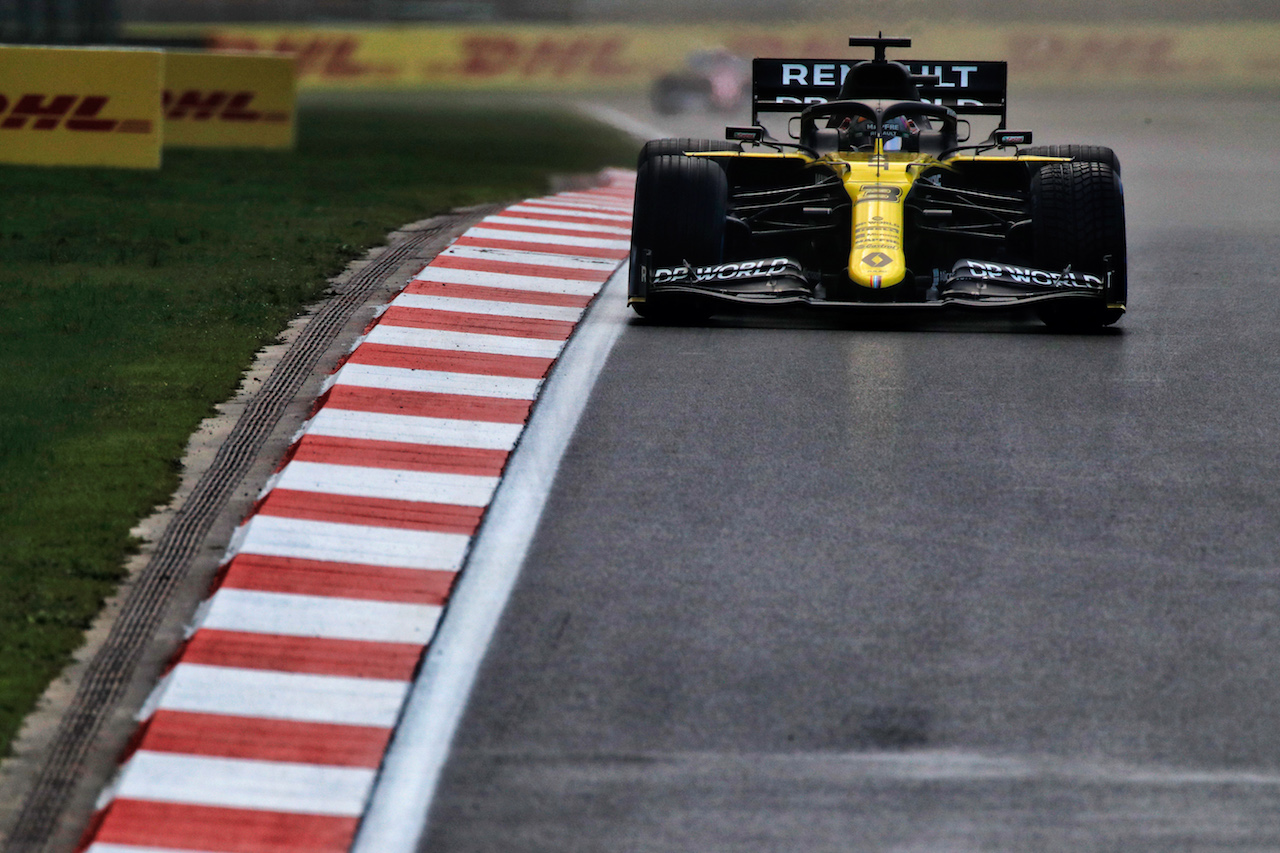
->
[751,58,1007,127]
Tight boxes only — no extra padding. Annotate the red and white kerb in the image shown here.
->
[78,170,635,853]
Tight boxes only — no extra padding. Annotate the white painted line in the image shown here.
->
[414,263,602,296]
[142,663,409,727]
[113,752,376,815]
[481,214,631,237]
[305,408,523,450]
[268,460,499,507]
[507,203,631,222]
[438,244,620,271]
[227,515,472,571]
[350,260,633,853]
[196,588,444,645]
[522,198,633,216]
[390,292,585,322]
[548,191,636,209]
[365,324,566,359]
[85,844,208,853]
[464,226,630,251]
[529,186,633,200]
[326,363,542,400]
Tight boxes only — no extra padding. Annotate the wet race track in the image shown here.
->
[419,93,1280,851]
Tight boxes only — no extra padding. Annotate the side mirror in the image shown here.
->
[992,129,1033,147]
[726,125,764,144]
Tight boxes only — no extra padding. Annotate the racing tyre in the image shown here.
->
[1030,160,1127,331]
[636,137,740,170]
[629,153,728,322]
[1024,144,1121,176]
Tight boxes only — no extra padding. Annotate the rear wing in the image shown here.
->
[751,58,1007,127]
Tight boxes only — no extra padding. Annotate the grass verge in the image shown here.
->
[0,94,637,756]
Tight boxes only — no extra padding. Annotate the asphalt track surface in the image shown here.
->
[420,93,1280,851]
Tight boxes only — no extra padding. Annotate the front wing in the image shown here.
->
[636,256,1121,313]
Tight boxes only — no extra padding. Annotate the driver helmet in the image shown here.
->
[838,115,877,151]
[837,115,921,151]
[881,116,921,151]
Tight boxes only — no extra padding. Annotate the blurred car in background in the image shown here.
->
[650,48,750,115]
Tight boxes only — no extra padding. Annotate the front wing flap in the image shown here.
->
[639,256,1117,311]
[644,257,811,299]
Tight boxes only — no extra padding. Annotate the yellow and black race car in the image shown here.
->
[628,34,1126,330]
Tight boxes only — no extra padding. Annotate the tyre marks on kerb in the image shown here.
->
[78,171,634,853]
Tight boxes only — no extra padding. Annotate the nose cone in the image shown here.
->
[848,184,908,290]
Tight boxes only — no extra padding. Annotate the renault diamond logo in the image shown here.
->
[862,252,893,268]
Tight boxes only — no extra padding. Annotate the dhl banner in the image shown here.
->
[127,22,1280,93]
[164,51,296,149]
[0,46,163,169]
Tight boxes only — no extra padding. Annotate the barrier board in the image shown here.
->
[0,46,163,169]
[123,22,1280,94]
[164,51,296,149]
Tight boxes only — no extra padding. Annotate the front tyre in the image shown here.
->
[629,154,728,322]
[1030,160,1127,331]
[636,137,740,169]
[1024,144,1122,176]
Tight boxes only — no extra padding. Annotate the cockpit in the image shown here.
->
[794,55,961,156]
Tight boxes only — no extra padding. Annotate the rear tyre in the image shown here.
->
[629,154,728,322]
[1030,161,1127,331]
[1024,144,1121,176]
[636,137,740,170]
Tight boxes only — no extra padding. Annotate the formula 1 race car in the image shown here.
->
[650,49,751,115]
[628,35,1127,330]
